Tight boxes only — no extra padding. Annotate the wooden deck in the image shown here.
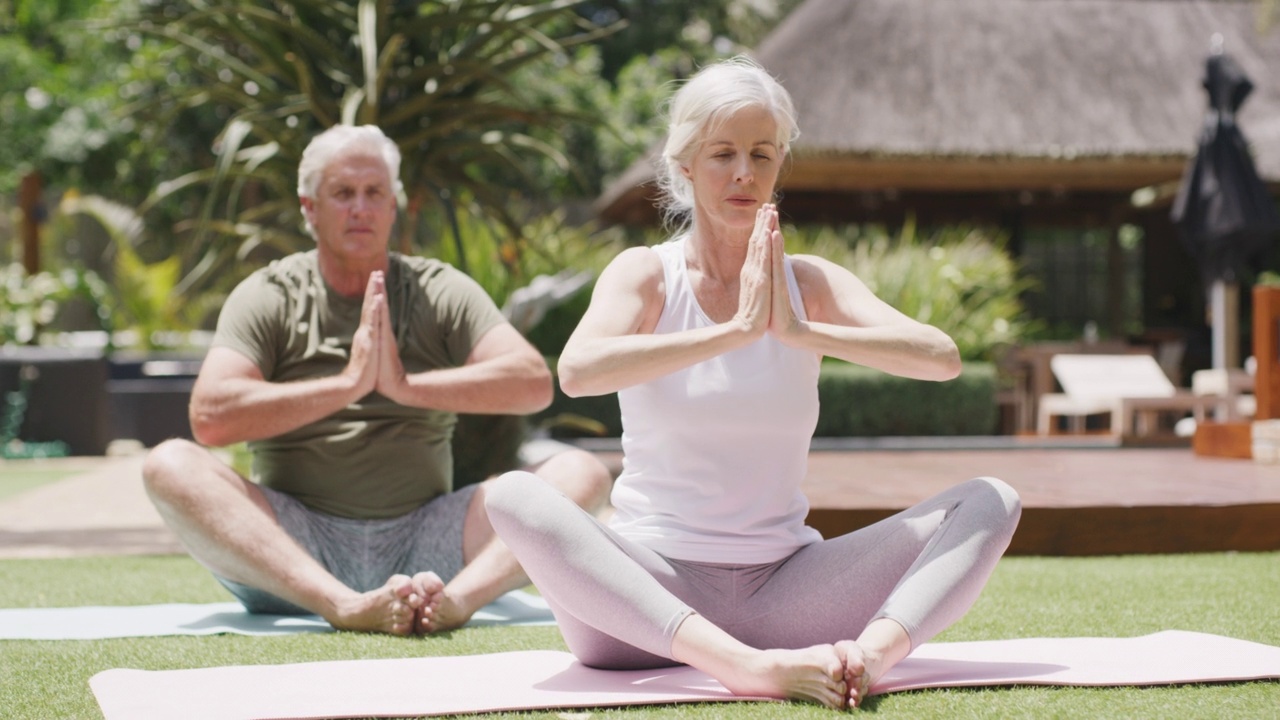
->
[589,446,1280,556]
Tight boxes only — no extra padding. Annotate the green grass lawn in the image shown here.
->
[0,553,1277,719]
[0,467,76,501]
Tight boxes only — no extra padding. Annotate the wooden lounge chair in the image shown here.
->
[1036,354,1215,438]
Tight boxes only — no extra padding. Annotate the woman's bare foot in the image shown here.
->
[720,645,848,710]
[836,618,911,707]
[671,614,847,708]
[326,574,424,635]
[834,640,887,708]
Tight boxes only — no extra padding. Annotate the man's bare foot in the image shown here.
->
[327,574,424,635]
[409,571,448,633]
[416,578,476,634]
[834,640,887,708]
[719,645,848,710]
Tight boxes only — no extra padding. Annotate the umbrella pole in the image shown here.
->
[1209,280,1240,370]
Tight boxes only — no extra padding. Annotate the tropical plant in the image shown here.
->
[784,219,1039,361]
[58,192,222,350]
[0,262,112,347]
[112,0,618,298]
[429,207,620,303]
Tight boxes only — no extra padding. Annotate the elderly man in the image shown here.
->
[143,124,611,635]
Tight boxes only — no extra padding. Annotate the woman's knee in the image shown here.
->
[483,470,548,527]
[964,476,1022,526]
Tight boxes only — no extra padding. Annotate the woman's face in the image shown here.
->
[684,105,783,235]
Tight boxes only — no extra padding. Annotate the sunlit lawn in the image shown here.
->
[0,553,1276,719]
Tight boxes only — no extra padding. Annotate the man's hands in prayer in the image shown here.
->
[344,271,411,403]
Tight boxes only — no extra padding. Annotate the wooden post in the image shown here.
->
[1193,284,1276,458]
[18,171,42,275]
[1252,285,1280,420]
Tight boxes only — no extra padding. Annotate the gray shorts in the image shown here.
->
[217,483,479,615]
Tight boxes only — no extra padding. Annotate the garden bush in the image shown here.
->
[815,361,996,436]
[451,413,527,489]
[785,219,1037,362]
[535,361,998,439]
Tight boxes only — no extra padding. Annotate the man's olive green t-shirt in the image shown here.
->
[212,250,506,519]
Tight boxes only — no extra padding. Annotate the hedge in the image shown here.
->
[531,360,998,440]
[814,361,997,436]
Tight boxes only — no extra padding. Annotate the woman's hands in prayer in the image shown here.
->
[734,203,805,344]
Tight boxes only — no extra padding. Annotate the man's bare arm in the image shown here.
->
[189,274,383,447]
[377,322,552,415]
[188,347,372,446]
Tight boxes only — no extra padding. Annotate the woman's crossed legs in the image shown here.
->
[486,472,1020,708]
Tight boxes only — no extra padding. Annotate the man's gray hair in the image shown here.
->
[297,125,404,235]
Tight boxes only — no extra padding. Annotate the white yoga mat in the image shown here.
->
[90,631,1280,720]
[0,590,553,640]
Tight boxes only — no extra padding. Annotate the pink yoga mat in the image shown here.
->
[91,631,1280,720]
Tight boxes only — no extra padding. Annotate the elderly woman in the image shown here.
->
[486,57,1020,709]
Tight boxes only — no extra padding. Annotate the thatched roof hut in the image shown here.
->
[597,0,1280,227]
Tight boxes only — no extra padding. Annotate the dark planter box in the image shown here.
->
[0,346,111,456]
[107,352,203,448]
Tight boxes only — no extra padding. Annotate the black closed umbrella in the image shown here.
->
[1172,46,1280,368]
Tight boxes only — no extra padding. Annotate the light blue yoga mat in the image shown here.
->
[0,590,554,640]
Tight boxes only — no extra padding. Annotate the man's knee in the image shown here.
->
[141,438,234,507]
[141,439,203,494]
[534,449,613,508]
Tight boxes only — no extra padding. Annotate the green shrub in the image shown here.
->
[815,361,997,437]
[451,413,527,489]
[524,284,594,357]
[531,355,623,439]
[534,360,998,438]
[0,263,113,346]
[784,219,1038,361]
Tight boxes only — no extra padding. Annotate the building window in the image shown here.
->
[1018,225,1144,340]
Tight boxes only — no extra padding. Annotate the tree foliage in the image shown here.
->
[113,0,617,296]
[0,0,132,198]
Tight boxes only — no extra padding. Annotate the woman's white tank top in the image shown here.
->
[609,236,823,563]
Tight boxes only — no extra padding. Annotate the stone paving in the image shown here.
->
[0,452,180,558]
[3,443,1279,558]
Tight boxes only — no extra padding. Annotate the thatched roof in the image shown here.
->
[598,0,1280,226]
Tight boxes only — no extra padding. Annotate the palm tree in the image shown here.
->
[119,0,614,296]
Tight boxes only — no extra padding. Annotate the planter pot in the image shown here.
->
[0,346,110,456]
[107,352,204,448]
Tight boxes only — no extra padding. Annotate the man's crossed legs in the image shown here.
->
[142,439,612,635]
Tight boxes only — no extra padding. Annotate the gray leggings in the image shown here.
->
[486,473,1020,669]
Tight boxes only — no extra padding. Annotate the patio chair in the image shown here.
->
[1190,366,1256,421]
[1036,353,1215,438]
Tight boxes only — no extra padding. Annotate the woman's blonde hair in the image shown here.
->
[655,56,799,227]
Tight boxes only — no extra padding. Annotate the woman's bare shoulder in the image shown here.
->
[600,245,665,290]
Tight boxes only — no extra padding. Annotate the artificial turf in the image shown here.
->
[0,553,1276,719]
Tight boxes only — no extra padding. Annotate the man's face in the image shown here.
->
[301,153,397,266]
